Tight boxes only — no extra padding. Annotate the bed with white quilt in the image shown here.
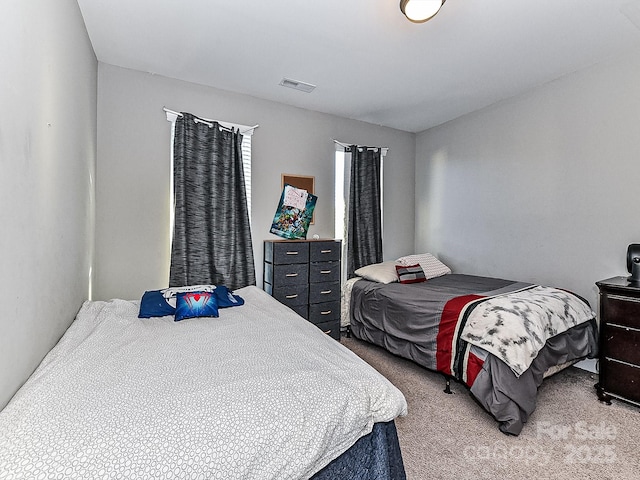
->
[0,286,407,479]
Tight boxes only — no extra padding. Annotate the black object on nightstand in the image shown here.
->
[264,239,342,340]
[595,276,640,406]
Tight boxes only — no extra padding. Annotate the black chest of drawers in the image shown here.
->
[264,239,342,340]
[596,276,640,406]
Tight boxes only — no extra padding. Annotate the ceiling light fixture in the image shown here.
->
[400,0,446,23]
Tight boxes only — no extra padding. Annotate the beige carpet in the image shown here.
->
[340,335,640,480]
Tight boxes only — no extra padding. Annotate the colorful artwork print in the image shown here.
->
[270,184,317,239]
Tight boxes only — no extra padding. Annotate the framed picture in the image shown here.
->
[281,174,315,224]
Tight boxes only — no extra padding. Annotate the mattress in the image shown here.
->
[0,286,407,479]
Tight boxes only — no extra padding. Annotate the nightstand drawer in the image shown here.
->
[266,241,310,264]
[600,358,640,404]
[309,282,340,304]
[602,323,640,365]
[309,301,340,324]
[271,284,309,307]
[314,319,340,340]
[310,241,341,262]
[601,294,640,329]
[265,262,309,286]
[309,262,340,284]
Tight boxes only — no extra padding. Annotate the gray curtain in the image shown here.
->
[347,145,383,278]
[169,112,256,290]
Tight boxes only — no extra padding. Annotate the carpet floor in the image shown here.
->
[340,335,640,480]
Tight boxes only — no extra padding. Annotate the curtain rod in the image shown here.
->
[163,107,259,135]
[333,139,389,154]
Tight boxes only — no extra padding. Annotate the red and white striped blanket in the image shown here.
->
[437,285,594,382]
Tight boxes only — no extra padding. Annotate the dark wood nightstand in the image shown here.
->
[264,239,342,340]
[595,276,640,406]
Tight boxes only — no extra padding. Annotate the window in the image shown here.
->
[334,144,386,282]
[241,135,252,222]
[166,110,257,289]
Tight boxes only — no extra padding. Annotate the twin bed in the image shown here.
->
[344,256,599,435]
[0,286,407,479]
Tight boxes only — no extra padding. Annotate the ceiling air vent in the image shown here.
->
[279,78,316,93]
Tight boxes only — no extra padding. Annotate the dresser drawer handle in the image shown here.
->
[324,329,332,335]
[285,273,299,277]
[285,294,299,299]
[320,310,332,315]
[285,251,299,255]
[320,290,332,295]
[320,270,332,274]
[321,249,332,254]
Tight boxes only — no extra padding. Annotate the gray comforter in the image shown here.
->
[349,274,599,435]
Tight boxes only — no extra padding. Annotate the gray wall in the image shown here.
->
[94,64,416,301]
[0,0,97,409]
[415,49,640,312]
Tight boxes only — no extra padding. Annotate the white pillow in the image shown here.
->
[162,284,217,308]
[395,253,451,280]
[354,261,399,284]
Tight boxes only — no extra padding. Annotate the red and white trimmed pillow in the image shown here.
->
[395,264,426,284]
[396,253,451,280]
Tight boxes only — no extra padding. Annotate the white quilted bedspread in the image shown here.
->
[0,286,406,480]
[460,285,595,377]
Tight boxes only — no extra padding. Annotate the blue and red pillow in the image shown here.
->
[138,284,244,319]
[174,291,219,321]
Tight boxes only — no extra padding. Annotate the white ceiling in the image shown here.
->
[77,0,640,133]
